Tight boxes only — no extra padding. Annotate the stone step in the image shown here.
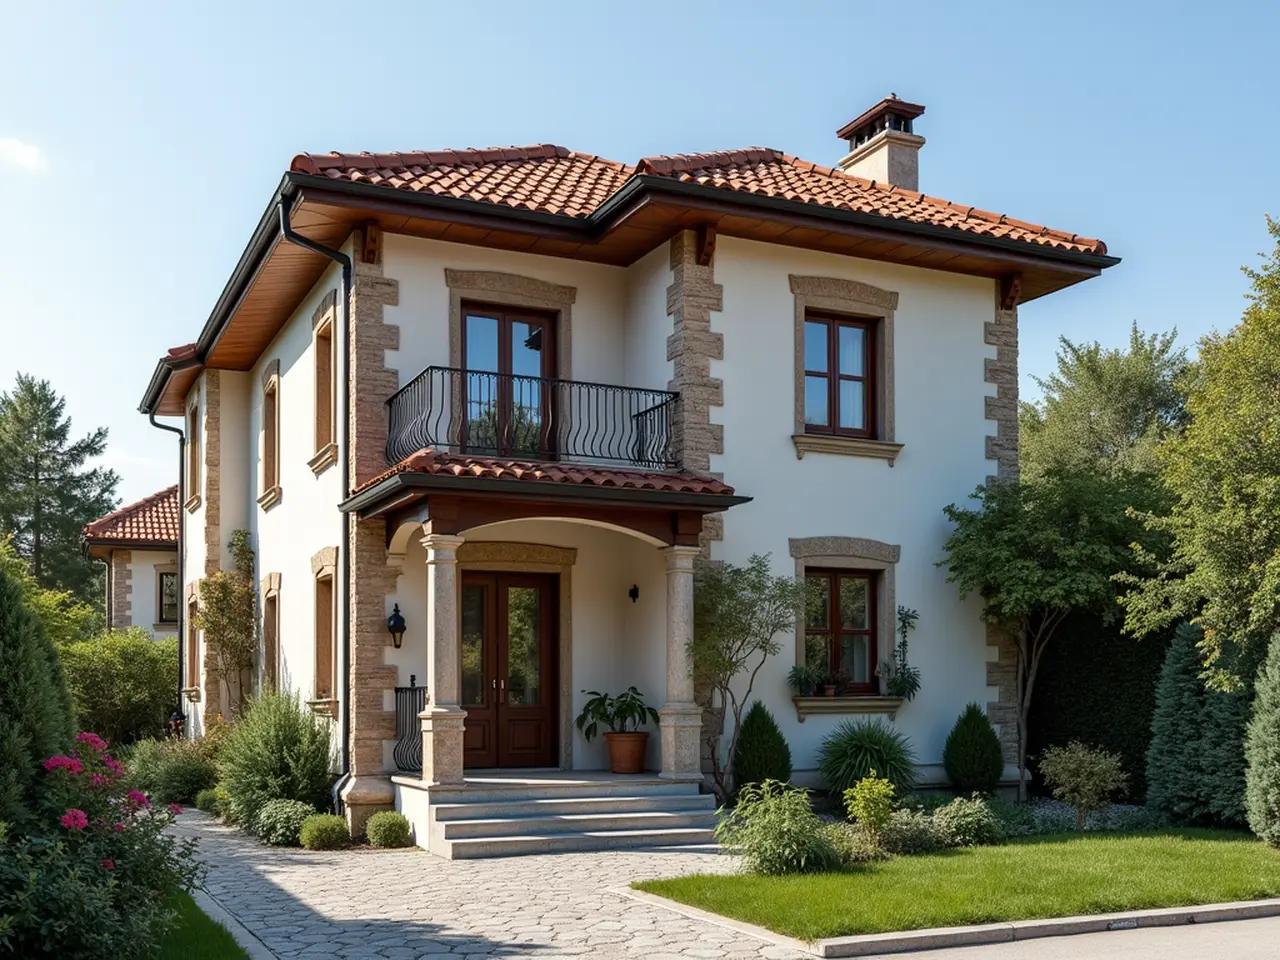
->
[441,809,718,839]
[442,826,717,859]
[431,792,717,822]
[433,778,701,805]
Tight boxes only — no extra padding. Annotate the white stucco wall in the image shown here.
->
[623,244,673,394]
[122,548,179,634]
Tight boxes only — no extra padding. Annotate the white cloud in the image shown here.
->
[0,138,45,171]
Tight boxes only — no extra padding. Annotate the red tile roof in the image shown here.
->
[84,486,179,545]
[355,448,736,497]
[292,144,1106,256]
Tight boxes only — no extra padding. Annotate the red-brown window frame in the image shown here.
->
[805,569,878,694]
[803,311,876,439]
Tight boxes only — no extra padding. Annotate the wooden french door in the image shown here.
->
[460,572,558,768]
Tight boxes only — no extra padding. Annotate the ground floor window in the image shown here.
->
[314,574,334,701]
[185,597,199,687]
[159,571,179,624]
[805,569,877,694]
[263,591,279,693]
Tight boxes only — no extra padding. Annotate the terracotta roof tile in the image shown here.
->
[355,448,736,497]
[292,142,1105,256]
[83,486,179,545]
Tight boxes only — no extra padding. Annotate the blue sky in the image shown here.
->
[1,1,1275,505]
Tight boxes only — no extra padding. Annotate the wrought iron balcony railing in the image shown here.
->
[393,678,425,772]
[385,366,681,470]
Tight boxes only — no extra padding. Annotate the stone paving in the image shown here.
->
[176,813,809,960]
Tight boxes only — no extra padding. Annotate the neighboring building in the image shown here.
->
[137,95,1117,853]
[84,486,180,636]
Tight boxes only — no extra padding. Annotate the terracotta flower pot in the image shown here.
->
[603,731,649,774]
[822,684,837,697]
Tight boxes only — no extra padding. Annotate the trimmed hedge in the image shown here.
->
[300,814,350,850]
[366,811,412,849]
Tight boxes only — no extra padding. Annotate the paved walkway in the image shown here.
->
[177,813,807,959]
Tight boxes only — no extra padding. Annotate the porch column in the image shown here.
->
[658,545,703,780]
[420,533,467,787]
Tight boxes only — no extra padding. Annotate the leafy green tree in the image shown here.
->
[1246,633,1280,846]
[1122,219,1280,686]
[941,469,1162,799]
[195,531,257,716]
[0,375,119,602]
[0,535,100,646]
[60,629,177,745]
[1020,323,1188,479]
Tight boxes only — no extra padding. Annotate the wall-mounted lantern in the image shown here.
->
[387,603,407,648]
[628,584,640,603]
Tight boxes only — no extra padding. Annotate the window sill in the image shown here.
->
[792,434,904,465]
[307,698,338,720]
[308,442,339,475]
[257,486,283,511]
[184,493,202,512]
[792,695,903,722]
[152,623,178,632]
[181,686,202,703]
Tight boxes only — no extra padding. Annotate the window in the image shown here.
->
[263,591,279,693]
[158,571,179,624]
[258,371,281,508]
[186,404,201,508]
[185,597,199,688]
[461,302,557,457]
[314,573,334,701]
[803,312,875,437]
[313,317,335,464]
[805,569,878,693]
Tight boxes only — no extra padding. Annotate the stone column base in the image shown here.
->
[658,702,703,780]
[420,706,468,787]
[339,774,394,837]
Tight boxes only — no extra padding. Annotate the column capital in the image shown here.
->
[660,544,701,571]
[421,533,466,559]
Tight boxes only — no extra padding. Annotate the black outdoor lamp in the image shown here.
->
[387,604,407,649]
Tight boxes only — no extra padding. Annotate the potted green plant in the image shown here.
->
[820,669,838,697]
[787,663,823,697]
[575,687,660,773]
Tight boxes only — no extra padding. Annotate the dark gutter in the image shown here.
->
[84,539,179,551]
[147,413,186,726]
[138,351,202,417]
[339,471,753,517]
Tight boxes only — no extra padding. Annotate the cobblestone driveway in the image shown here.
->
[178,813,808,960]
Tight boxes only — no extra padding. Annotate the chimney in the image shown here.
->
[836,94,926,191]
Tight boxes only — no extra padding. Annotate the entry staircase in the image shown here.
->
[421,773,719,859]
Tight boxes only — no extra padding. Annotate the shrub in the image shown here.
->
[987,796,1036,837]
[1040,741,1128,831]
[1246,634,1280,846]
[823,822,887,865]
[732,701,792,795]
[817,718,917,796]
[300,814,350,851]
[214,787,234,824]
[943,704,1004,795]
[366,811,413,849]
[933,795,1006,847]
[715,780,839,875]
[880,809,947,855]
[0,565,74,827]
[127,737,218,805]
[1202,687,1250,827]
[218,692,334,830]
[1146,623,1211,823]
[253,799,316,846]
[897,791,952,814]
[195,788,221,815]
[60,629,177,746]
[842,771,895,848]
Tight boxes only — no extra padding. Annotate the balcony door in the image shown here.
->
[461,303,557,459]
[460,572,559,769]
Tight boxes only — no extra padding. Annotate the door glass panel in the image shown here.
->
[840,635,870,683]
[839,577,869,629]
[465,314,499,372]
[838,325,865,376]
[804,321,828,372]
[839,380,865,430]
[461,585,486,707]
[804,376,830,426]
[509,321,544,455]
[505,586,541,706]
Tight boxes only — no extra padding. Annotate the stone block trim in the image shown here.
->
[109,550,133,629]
[311,546,337,578]
[312,288,337,329]
[348,516,399,779]
[445,270,576,380]
[348,228,400,490]
[202,371,222,578]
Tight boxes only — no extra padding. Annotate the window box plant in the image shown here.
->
[787,663,823,698]
[821,670,838,697]
[575,687,660,773]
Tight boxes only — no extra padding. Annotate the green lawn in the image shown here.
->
[158,891,250,960]
[635,829,1280,941]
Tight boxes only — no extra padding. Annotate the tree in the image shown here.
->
[0,535,100,646]
[0,375,119,602]
[1146,623,1210,823]
[940,469,1162,800]
[691,554,811,805]
[1246,633,1280,846]
[1020,323,1188,480]
[194,531,257,715]
[60,629,178,745]
[1122,219,1280,686]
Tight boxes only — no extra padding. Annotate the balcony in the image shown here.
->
[386,366,681,470]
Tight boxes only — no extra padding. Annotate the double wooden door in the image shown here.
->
[460,572,558,768]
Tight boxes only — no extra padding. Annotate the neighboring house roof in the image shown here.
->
[291,145,1106,256]
[83,486,180,547]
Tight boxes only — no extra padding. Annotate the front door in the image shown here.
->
[460,572,558,768]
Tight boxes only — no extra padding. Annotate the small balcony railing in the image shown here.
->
[393,678,426,772]
[385,366,680,470]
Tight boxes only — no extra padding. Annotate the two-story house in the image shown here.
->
[138,96,1116,855]
[84,486,180,637]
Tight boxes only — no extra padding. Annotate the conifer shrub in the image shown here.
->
[1146,623,1210,823]
[1202,687,1250,827]
[942,703,1004,795]
[732,701,792,795]
[1246,634,1280,846]
[366,811,413,849]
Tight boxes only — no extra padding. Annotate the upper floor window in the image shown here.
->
[805,569,878,694]
[158,571,179,624]
[185,403,201,509]
[310,306,338,474]
[258,365,282,510]
[803,311,875,438]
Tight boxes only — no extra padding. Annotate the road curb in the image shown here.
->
[191,886,281,960]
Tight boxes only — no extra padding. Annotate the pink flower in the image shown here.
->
[90,773,108,787]
[102,755,122,776]
[100,859,115,870]
[75,732,108,752]
[126,790,151,810]
[114,822,127,832]
[59,809,89,831]
[43,755,83,776]
[168,803,183,815]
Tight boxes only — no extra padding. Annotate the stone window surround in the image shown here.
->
[261,572,281,693]
[310,548,338,716]
[788,536,903,721]
[789,275,904,465]
[309,290,339,475]
[445,270,576,380]
[184,399,202,512]
[257,360,283,511]
[154,560,179,631]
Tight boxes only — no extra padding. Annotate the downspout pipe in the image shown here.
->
[149,413,186,725]
[277,199,354,806]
